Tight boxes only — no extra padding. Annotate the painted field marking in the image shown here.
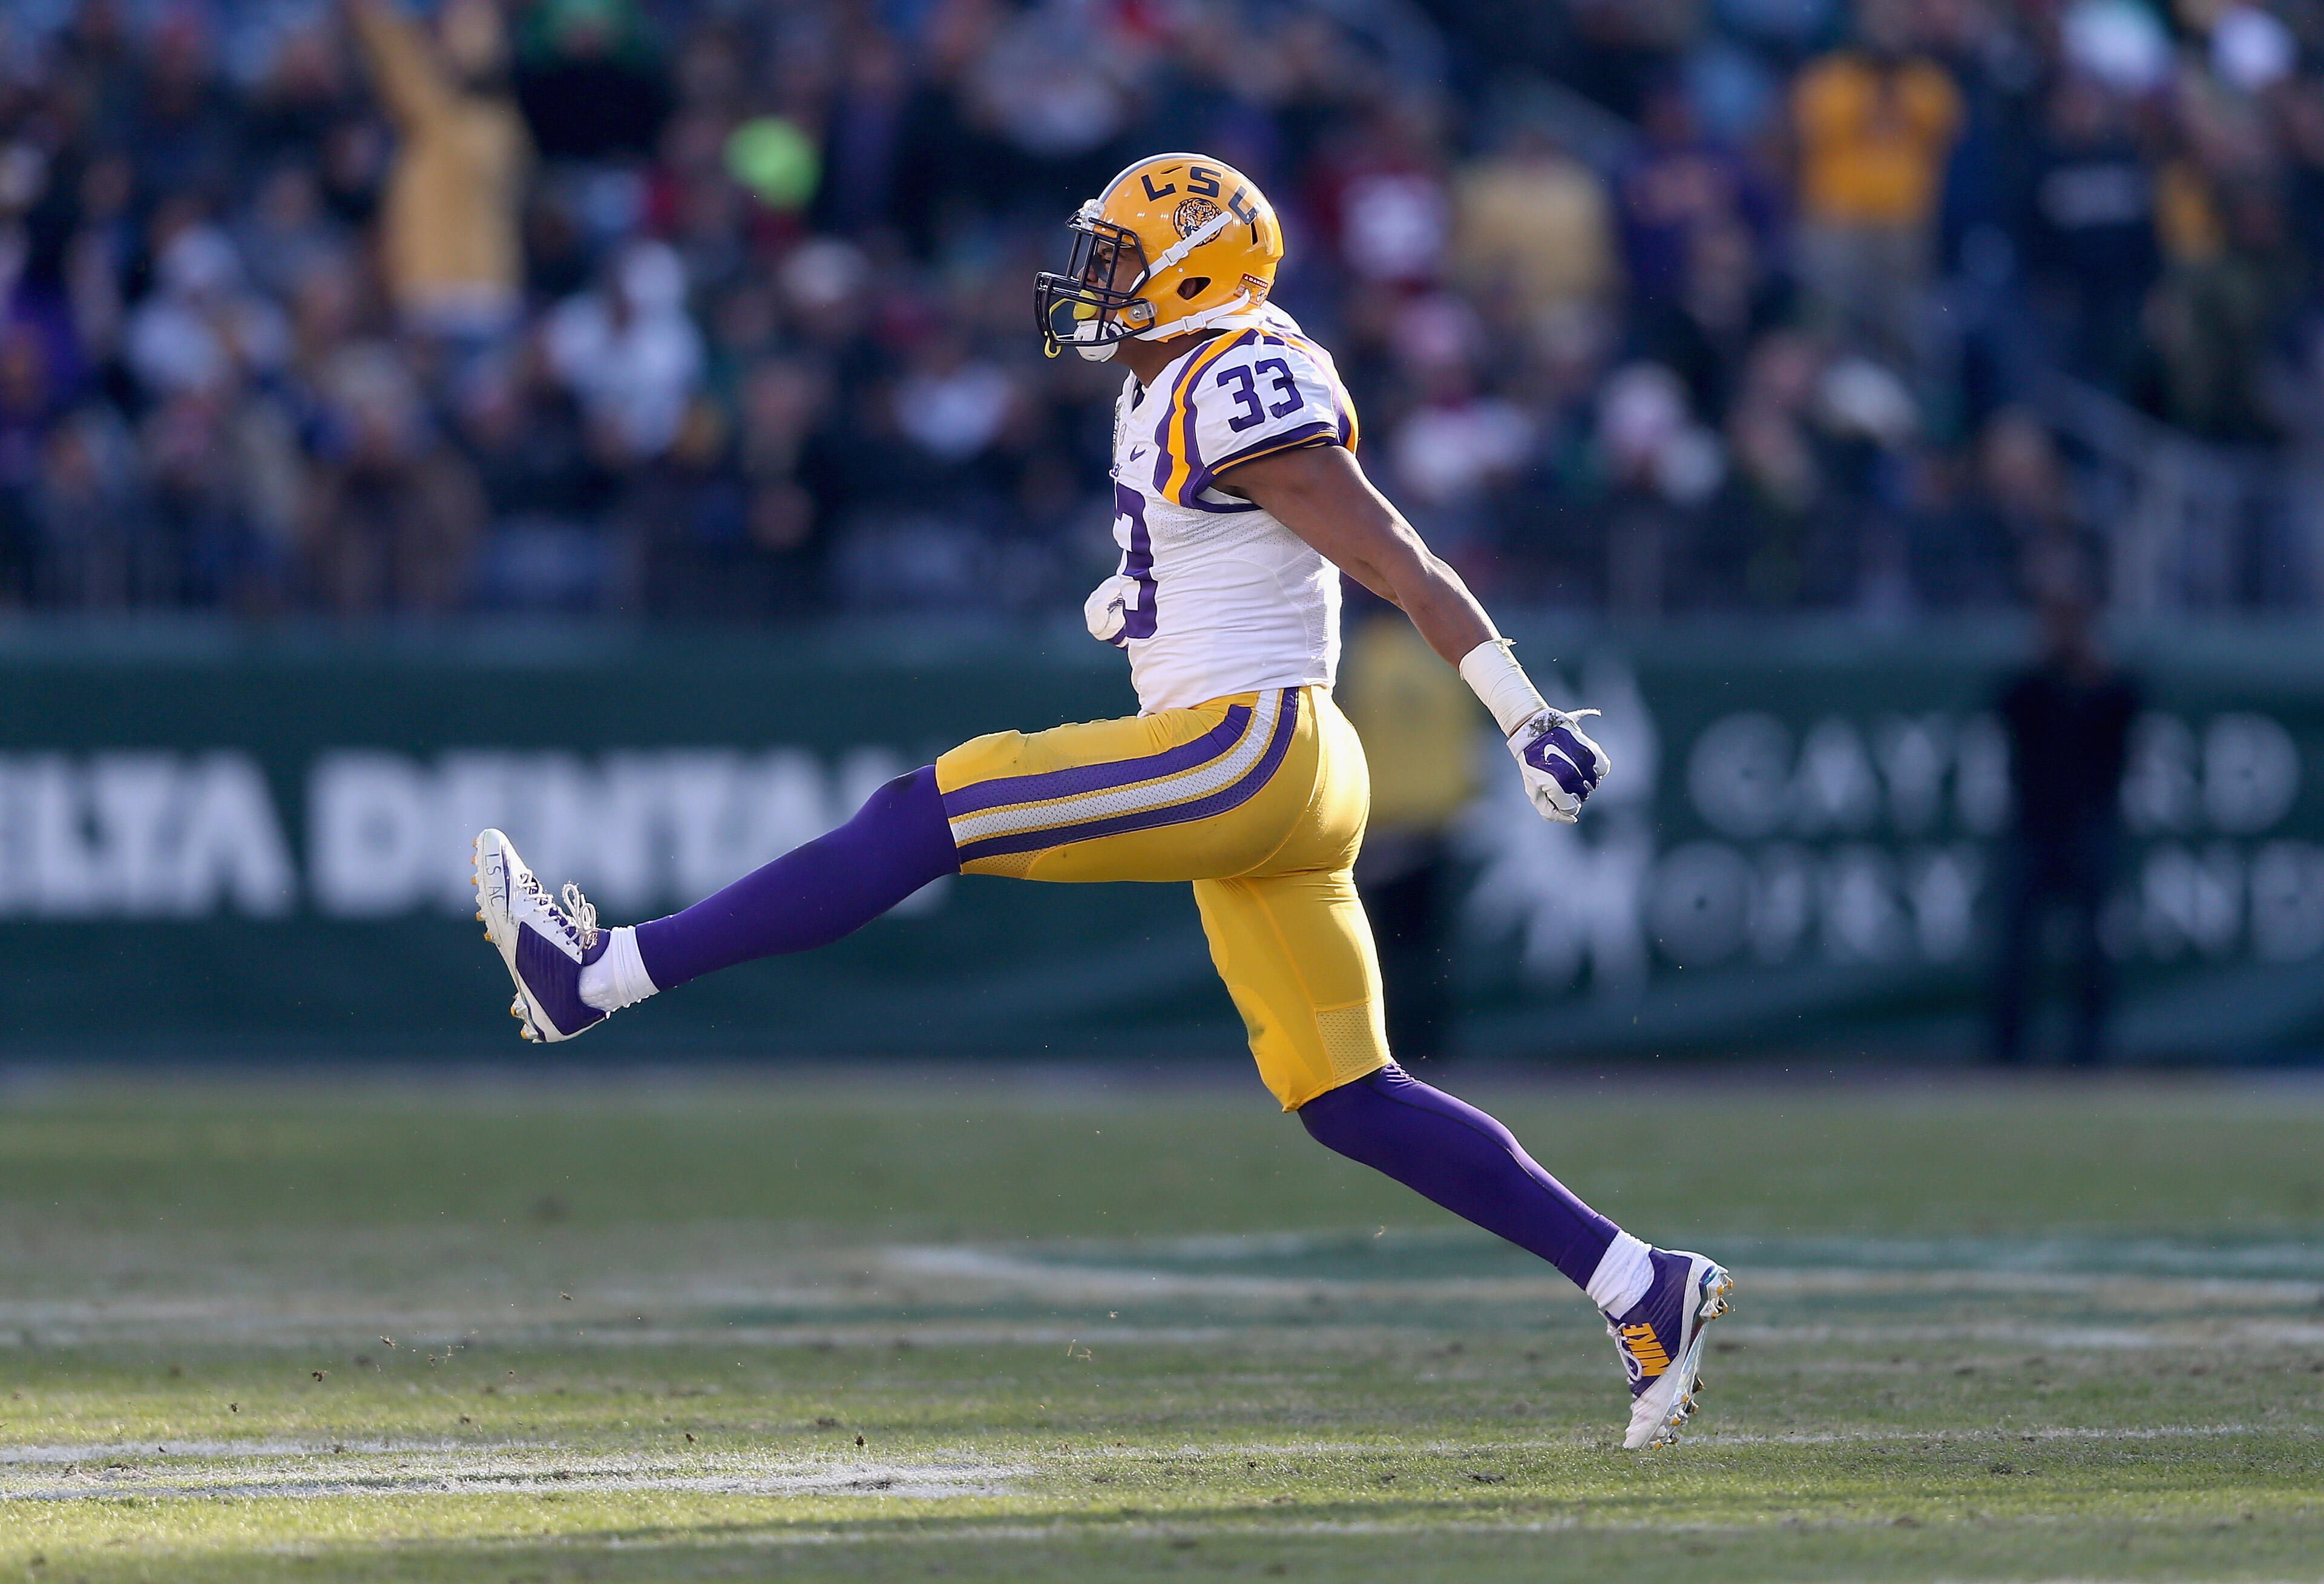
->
[1,1449,1021,1503]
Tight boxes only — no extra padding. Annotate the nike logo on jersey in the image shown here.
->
[1128,445,1151,461]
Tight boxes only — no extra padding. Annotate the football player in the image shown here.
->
[473,154,1730,1450]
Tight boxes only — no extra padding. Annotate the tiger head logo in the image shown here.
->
[1172,196,1223,238]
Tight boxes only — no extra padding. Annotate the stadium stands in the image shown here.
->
[2,0,2320,622]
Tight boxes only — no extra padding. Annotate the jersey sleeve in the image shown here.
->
[1154,331,1357,507]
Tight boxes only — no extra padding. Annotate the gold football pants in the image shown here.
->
[934,686,1388,1109]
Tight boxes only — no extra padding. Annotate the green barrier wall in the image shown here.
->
[2,620,2321,1062]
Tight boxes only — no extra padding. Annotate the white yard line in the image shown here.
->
[884,1245,2324,1305]
[1,1448,1020,1502]
[5,1235,2321,1352]
[10,1422,2305,1505]
[7,1423,2316,1508]
[1,1438,493,1463]
[1713,1319,2324,1348]
[1687,1422,2318,1446]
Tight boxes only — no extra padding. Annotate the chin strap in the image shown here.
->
[1141,209,1236,280]
[1066,291,1261,355]
[1140,288,1263,341]
[1129,209,1259,341]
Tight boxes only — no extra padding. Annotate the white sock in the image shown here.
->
[579,925,658,1012]
[1584,1231,1655,1316]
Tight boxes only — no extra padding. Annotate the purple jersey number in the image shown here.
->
[1114,480,1158,641]
[1215,364,1265,432]
[1215,358,1306,435]
[1253,357,1304,418]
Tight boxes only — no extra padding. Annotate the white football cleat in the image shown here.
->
[473,828,609,1043]
[1606,1247,1733,1450]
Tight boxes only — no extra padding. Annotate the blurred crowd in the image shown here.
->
[4,0,2324,621]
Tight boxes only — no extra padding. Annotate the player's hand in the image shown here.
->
[1084,573,1135,645]
[1506,707,1610,823]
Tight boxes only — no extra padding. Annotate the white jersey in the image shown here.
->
[1084,306,1359,715]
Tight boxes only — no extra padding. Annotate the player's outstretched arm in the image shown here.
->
[1216,442,1488,662]
[1218,443,1610,823]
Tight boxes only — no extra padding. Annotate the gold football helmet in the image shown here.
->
[1034,153,1284,360]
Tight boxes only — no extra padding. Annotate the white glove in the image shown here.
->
[1506,706,1611,823]
[1456,637,1613,823]
[1083,573,1136,646]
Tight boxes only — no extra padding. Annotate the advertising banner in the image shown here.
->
[1,622,2318,1061]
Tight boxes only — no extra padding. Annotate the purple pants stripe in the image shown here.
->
[954,688,1299,864]
[941,703,1255,820]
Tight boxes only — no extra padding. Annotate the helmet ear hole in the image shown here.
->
[1177,276,1211,300]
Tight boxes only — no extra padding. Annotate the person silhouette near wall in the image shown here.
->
[1989,590,2140,1067]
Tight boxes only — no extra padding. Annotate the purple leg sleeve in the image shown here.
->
[1298,1063,1620,1291]
[634,766,959,991]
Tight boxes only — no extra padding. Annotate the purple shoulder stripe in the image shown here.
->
[1173,329,1262,505]
[1151,329,1235,497]
[1191,417,1342,499]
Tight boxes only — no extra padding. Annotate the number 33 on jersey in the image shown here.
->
[1085,305,1361,717]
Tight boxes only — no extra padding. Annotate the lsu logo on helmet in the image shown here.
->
[1034,154,1284,361]
[1172,196,1222,236]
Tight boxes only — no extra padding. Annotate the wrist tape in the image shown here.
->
[1457,638,1549,738]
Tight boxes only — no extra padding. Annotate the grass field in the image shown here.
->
[2,1064,2321,1582]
